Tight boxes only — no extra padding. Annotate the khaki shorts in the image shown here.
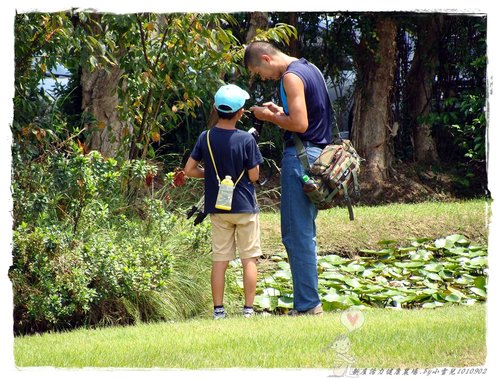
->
[210,213,262,262]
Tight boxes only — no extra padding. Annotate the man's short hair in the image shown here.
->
[244,41,280,69]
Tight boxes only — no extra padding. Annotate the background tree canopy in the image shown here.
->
[10,11,488,334]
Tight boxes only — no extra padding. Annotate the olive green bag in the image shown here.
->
[294,134,361,220]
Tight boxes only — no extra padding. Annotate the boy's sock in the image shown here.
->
[243,305,254,318]
[213,305,226,320]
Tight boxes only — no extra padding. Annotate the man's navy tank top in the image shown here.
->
[280,58,332,145]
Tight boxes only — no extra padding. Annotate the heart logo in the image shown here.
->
[340,309,365,331]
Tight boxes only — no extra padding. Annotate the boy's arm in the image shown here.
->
[184,157,205,179]
[247,165,260,183]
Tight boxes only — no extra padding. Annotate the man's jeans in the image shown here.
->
[281,145,322,312]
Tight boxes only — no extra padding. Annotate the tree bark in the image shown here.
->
[245,12,269,42]
[79,14,129,158]
[406,15,442,164]
[287,12,300,57]
[81,66,126,158]
[351,16,398,184]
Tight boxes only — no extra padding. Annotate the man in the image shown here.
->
[184,84,264,319]
[244,41,332,315]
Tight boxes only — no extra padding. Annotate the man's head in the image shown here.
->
[214,84,250,120]
[244,41,284,81]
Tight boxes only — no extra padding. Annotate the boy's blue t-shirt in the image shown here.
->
[190,127,263,214]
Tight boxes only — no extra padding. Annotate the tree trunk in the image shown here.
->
[79,14,129,158]
[287,12,300,57]
[406,15,442,164]
[245,12,269,42]
[81,66,126,158]
[351,16,398,184]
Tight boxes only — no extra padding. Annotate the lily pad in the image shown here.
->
[469,287,486,298]
[445,293,461,302]
[394,261,424,268]
[277,296,294,308]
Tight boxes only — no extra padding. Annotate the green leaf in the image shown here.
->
[262,287,280,296]
[439,270,454,280]
[470,287,486,298]
[446,234,469,245]
[422,301,444,309]
[277,261,290,270]
[342,277,361,288]
[398,247,417,252]
[394,261,424,268]
[277,296,294,308]
[322,292,342,303]
[341,264,365,273]
[445,293,461,302]
[426,272,443,281]
[359,249,390,255]
[434,238,447,249]
[273,270,292,280]
[469,256,487,267]
[474,276,487,290]
[318,255,347,265]
[254,295,278,310]
[362,269,377,278]
[424,263,443,272]
[320,271,345,281]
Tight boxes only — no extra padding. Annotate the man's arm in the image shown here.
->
[184,157,205,178]
[251,73,308,133]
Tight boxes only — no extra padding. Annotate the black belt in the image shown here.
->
[284,139,326,149]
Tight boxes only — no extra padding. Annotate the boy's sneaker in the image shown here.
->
[213,307,226,320]
[243,306,255,318]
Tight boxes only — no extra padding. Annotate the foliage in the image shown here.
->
[251,234,487,313]
[426,17,487,193]
[10,145,212,334]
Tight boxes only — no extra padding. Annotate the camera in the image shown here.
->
[249,113,264,142]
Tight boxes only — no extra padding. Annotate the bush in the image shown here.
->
[10,147,212,334]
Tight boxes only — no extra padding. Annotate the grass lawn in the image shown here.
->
[260,199,489,257]
[14,304,486,369]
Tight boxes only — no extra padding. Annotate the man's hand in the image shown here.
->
[250,102,284,122]
[261,102,283,114]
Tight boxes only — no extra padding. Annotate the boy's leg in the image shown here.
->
[241,257,258,307]
[235,213,262,309]
[211,261,229,306]
[210,214,237,310]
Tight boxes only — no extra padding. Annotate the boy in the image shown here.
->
[184,84,263,319]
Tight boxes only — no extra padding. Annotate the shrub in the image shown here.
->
[10,148,212,334]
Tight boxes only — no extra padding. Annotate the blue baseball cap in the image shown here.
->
[214,84,250,113]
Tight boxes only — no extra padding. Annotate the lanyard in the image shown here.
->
[206,129,245,187]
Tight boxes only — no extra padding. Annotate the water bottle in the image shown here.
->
[215,175,234,211]
[302,174,325,205]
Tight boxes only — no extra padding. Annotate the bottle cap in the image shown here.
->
[302,175,310,182]
[225,175,232,180]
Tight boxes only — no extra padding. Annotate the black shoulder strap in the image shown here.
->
[292,133,311,173]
